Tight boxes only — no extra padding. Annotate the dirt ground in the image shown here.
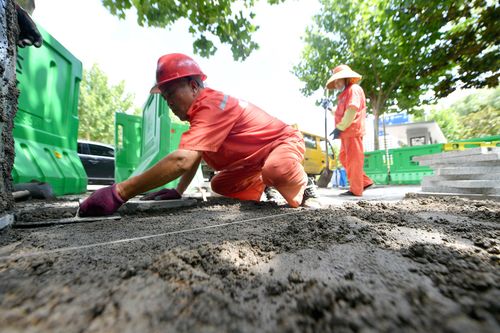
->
[0,194,499,332]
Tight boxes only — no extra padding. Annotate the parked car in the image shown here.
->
[77,140,115,185]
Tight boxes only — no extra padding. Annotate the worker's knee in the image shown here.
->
[262,160,296,186]
[210,175,264,201]
[210,177,227,195]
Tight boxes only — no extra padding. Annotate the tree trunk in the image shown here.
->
[0,0,18,217]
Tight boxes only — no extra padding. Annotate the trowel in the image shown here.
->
[13,201,121,228]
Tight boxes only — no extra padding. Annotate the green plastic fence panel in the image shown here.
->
[114,113,142,183]
[389,144,444,184]
[128,94,189,190]
[447,135,500,150]
[454,135,500,143]
[12,25,87,195]
[364,150,389,185]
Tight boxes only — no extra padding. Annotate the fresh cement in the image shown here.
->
[0,196,498,332]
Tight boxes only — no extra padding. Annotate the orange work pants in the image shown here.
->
[339,136,373,196]
[210,136,307,208]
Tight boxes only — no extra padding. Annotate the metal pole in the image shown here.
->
[324,90,329,171]
[316,90,334,188]
[382,114,391,184]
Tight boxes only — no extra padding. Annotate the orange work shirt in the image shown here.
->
[334,83,367,138]
[179,88,298,171]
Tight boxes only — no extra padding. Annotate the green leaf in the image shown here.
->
[78,64,136,144]
[101,0,283,61]
[293,0,499,149]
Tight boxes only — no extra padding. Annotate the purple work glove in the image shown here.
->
[78,184,126,217]
[16,4,43,48]
[140,188,181,201]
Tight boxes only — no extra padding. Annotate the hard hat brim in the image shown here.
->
[149,74,208,94]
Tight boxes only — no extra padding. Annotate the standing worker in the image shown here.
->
[79,53,319,216]
[326,65,373,196]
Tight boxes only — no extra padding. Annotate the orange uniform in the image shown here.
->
[179,88,307,207]
[334,84,373,196]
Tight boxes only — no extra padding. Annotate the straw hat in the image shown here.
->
[325,64,362,89]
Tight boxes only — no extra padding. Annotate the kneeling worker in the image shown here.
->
[79,53,319,216]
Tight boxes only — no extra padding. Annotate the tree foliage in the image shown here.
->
[435,0,500,94]
[78,64,136,144]
[101,0,285,61]
[293,0,499,149]
[447,87,500,139]
[414,87,500,140]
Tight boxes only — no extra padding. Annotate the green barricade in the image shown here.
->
[453,135,500,143]
[114,113,142,182]
[364,144,444,185]
[120,94,189,190]
[13,25,87,195]
[389,144,443,184]
[364,150,389,184]
[444,135,500,151]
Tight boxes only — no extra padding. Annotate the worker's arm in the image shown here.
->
[139,152,202,201]
[78,149,203,217]
[335,106,357,131]
[117,149,202,200]
[175,154,202,194]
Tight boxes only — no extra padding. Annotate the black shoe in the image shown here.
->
[339,190,355,196]
[304,177,318,198]
[302,177,321,208]
[364,183,374,190]
[264,186,281,202]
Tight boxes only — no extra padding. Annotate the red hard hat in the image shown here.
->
[150,53,207,94]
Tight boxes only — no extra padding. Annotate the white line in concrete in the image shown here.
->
[0,211,304,261]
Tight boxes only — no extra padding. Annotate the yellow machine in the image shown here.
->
[300,130,337,177]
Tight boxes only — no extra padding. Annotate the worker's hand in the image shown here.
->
[16,4,43,48]
[330,128,342,140]
[140,188,181,201]
[78,184,126,217]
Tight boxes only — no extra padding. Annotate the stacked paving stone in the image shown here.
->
[413,147,500,196]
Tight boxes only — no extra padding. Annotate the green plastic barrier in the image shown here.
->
[444,135,500,151]
[122,94,189,190]
[364,150,389,184]
[389,144,443,184]
[13,25,87,195]
[114,113,142,183]
[454,135,500,143]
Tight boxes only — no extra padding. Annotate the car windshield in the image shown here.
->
[88,143,114,157]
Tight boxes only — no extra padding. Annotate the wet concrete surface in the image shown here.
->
[0,187,498,332]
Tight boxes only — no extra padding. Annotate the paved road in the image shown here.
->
[317,185,422,206]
